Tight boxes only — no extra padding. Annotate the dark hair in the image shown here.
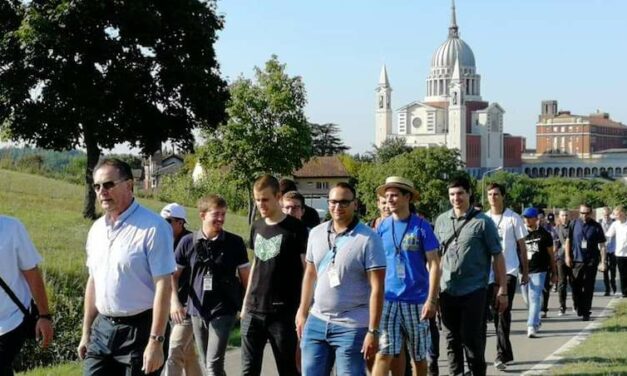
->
[94,158,133,181]
[279,178,298,195]
[447,176,471,193]
[282,191,305,207]
[486,182,506,196]
[473,202,483,209]
[580,203,592,210]
[332,182,356,199]
[254,175,280,195]
[198,194,227,213]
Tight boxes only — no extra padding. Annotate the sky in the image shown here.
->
[213,0,627,154]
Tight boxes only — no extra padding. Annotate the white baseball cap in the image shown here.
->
[160,203,187,222]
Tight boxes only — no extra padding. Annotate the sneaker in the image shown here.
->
[558,310,565,317]
[615,291,622,297]
[527,326,537,338]
[604,291,611,296]
[541,311,548,318]
[582,315,591,322]
[494,360,507,370]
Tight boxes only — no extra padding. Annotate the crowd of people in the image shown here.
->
[1,157,626,376]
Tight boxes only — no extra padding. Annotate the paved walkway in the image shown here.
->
[223,277,620,375]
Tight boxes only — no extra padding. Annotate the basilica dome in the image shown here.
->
[431,37,475,69]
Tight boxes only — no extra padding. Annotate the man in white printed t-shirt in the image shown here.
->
[606,206,627,298]
[485,183,529,371]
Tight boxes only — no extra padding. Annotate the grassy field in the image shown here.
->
[549,300,627,375]
[0,169,249,375]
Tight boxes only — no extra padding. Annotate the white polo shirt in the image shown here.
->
[86,200,176,317]
[487,208,528,280]
[606,219,627,258]
[0,216,42,335]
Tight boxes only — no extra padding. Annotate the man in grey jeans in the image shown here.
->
[171,195,251,375]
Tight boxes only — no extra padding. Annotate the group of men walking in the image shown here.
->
[2,157,627,376]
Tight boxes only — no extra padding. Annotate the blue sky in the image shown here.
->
[213,0,627,154]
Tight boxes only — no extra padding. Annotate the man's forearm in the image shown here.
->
[426,255,441,303]
[22,267,50,315]
[151,276,172,336]
[517,240,529,276]
[297,264,316,313]
[493,254,507,293]
[367,270,385,330]
[82,276,98,338]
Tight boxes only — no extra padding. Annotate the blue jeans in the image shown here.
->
[300,315,368,376]
[520,272,546,327]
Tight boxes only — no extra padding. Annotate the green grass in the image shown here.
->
[549,300,627,375]
[0,169,250,375]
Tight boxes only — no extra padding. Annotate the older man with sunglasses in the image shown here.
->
[78,158,176,375]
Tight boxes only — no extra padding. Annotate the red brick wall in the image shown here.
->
[466,135,481,168]
[503,136,525,167]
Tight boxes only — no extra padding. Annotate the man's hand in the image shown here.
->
[551,272,558,286]
[520,273,529,286]
[77,334,90,360]
[420,300,438,320]
[495,294,509,314]
[598,263,607,273]
[361,332,378,360]
[35,318,53,348]
[565,255,573,268]
[295,308,308,340]
[170,301,186,325]
[142,340,165,374]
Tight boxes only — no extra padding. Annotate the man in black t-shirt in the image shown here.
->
[521,208,557,338]
[242,175,308,376]
[171,195,251,375]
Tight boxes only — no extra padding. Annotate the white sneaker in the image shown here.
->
[527,326,537,338]
[494,360,506,370]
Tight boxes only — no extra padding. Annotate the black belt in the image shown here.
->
[102,309,152,325]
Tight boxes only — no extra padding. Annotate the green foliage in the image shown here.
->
[157,169,249,213]
[483,171,540,211]
[0,0,228,217]
[368,137,412,163]
[199,55,312,222]
[310,122,349,156]
[357,147,466,221]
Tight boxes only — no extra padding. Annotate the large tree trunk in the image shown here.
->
[82,131,101,219]
[247,184,257,225]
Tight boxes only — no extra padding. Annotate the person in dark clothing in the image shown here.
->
[279,178,321,229]
[565,204,606,322]
[555,210,575,315]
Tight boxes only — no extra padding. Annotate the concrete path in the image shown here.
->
[223,277,620,375]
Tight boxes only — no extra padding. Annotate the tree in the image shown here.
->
[199,56,312,224]
[368,137,413,163]
[309,122,349,156]
[0,0,228,218]
[357,147,466,220]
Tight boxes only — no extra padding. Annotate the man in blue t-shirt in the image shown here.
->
[372,177,441,376]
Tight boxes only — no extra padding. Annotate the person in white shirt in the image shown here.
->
[78,158,176,376]
[605,206,627,298]
[485,183,529,370]
[0,216,53,376]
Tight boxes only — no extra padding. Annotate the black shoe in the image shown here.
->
[604,292,611,296]
[428,361,439,376]
[582,315,591,321]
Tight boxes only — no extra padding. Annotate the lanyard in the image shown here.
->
[451,208,475,243]
[392,217,411,256]
[327,229,349,265]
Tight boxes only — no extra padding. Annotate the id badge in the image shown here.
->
[203,273,213,291]
[328,266,341,288]
[581,240,588,250]
[396,257,406,279]
[497,228,504,242]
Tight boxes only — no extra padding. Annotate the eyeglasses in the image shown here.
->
[93,179,126,192]
[283,205,302,211]
[327,199,354,208]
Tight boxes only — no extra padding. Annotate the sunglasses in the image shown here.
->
[327,199,354,208]
[93,179,126,192]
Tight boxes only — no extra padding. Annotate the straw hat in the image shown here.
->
[376,176,419,202]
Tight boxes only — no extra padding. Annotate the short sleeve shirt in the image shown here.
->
[86,200,176,316]
[599,218,616,253]
[606,220,627,257]
[434,208,502,296]
[525,226,554,273]
[0,216,42,335]
[568,219,606,263]
[175,230,249,320]
[307,219,386,328]
[487,209,527,278]
[378,214,439,304]
[247,215,308,315]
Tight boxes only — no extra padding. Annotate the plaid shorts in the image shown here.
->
[378,300,431,360]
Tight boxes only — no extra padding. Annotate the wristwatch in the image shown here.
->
[367,328,380,336]
[150,334,166,343]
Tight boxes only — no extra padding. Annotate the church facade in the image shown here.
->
[375,1,524,176]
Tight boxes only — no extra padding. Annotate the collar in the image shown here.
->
[105,199,139,227]
[327,216,359,237]
[449,207,475,220]
[198,229,225,241]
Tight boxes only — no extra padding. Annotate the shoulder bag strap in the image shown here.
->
[0,275,30,316]
[441,209,480,255]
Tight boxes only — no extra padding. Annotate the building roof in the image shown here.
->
[431,1,475,69]
[292,156,349,178]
